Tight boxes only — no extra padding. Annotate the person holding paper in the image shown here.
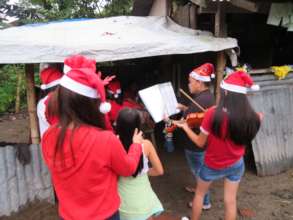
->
[175,63,215,210]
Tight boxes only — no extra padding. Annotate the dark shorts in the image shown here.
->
[199,157,245,182]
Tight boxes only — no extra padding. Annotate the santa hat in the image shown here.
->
[59,55,111,114]
[220,71,260,94]
[63,55,96,74]
[107,79,122,99]
[40,67,63,90]
[189,63,215,82]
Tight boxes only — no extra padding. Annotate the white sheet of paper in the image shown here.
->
[139,82,179,123]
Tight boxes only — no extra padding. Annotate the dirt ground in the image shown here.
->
[0,115,293,220]
[0,112,29,144]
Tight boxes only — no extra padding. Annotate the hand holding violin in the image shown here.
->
[172,119,189,130]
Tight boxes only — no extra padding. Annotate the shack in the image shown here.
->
[0,15,237,216]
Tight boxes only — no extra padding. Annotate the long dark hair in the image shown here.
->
[116,108,144,177]
[211,89,260,146]
[48,86,106,164]
[39,86,58,100]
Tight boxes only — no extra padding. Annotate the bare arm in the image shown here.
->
[110,129,143,177]
[173,121,208,148]
[144,140,164,176]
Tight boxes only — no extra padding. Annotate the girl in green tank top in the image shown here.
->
[116,108,164,220]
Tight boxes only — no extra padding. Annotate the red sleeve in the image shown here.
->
[109,134,142,177]
[200,107,215,135]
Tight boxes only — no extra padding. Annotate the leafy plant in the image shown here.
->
[0,65,26,114]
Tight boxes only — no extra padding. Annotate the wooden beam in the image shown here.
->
[25,64,40,144]
[198,1,269,14]
[190,4,198,29]
[149,0,168,16]
[215,52,226,102]
[230,0,258,13]
[214,3,227,103]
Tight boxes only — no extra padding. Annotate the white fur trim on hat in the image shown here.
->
[63,64,71,74]
[60,75,99,98]
[40,79,60,90]
[190,71,211,82]
[99,102,111,114]
[220,80,247,94]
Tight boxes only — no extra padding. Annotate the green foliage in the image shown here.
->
[0,65,26,113]
[101,0,133,17]
[1,0,134,25]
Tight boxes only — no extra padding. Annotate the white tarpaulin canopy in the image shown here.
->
[0,16,238,64]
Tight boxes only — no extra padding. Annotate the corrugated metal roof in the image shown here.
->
[249,73,293,176]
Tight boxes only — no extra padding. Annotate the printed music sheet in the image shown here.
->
[138,82,179,123]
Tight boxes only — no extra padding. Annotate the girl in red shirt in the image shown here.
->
[42,55,143,220]
[174,71,261,220]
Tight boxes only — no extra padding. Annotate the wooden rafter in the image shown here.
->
[230,0,259,12]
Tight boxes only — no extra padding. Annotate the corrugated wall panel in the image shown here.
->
[0,144,54,216]
[249,74,293,176]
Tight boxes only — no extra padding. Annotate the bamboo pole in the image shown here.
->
[15,69,22,114]
[214,2,227,104]
[25,64,40,144]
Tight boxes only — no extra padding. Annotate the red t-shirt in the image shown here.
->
[42,125,142,220]
[200,107,245,169]
[108,100,123,123]
[122,99,143,110]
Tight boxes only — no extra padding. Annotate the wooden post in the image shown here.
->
[190,4,197,29]
[176,63,181,97]
[15,68,22,114]
[215,2,227,103]
[25,64,40,144]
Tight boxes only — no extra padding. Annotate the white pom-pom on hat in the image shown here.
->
[211,73,215,78]
[99,102,111,114]
[251,84,260,91]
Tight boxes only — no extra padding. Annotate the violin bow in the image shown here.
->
[179,89,206,112]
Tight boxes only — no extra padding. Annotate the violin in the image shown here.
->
[164,112,205,133]
[186,112,205,128]
[164,88,206,133]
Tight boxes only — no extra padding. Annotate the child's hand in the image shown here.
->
[132,128,143,144]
